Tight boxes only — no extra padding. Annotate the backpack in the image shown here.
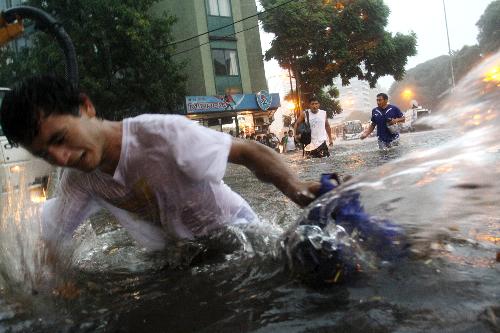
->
[298,110,311,145]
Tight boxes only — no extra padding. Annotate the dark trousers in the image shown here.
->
[305,142,330,158]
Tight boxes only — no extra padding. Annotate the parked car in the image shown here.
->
[342,120,363,140]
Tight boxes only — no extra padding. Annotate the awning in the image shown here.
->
[185,91,280,115]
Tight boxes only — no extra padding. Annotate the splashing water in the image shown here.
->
[289,51,499,276]
[0,52,497,332]
[0,168,48,296]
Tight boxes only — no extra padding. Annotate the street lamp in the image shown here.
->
[442,0,456,89]
[285,100,296,112]
[402,89,414,100]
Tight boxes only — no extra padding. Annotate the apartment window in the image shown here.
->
[212,49,239,76]
[207,0,231,17]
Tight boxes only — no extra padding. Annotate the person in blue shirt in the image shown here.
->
[360,93,405,149]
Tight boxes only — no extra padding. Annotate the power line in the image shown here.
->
[167,0,298,47]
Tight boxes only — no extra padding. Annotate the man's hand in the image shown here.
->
[360,132,367,140]
[287,181,321,207]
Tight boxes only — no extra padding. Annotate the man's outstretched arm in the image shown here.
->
[360,123,375,140]
[228,139,320,207]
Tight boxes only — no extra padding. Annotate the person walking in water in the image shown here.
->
[281,129,297,153]
[0,75,321,260]
[360,93,405,149]
[294,97,333,158]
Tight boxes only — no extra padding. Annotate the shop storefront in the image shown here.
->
[185,91,280,136]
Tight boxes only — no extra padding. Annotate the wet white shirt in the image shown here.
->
[42,114,257,250]
[285,136,296,152]
[305,109,328,151]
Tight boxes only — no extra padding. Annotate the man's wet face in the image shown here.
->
[29,112,102,172]
[310,101,320,111]
[376,97,388,108]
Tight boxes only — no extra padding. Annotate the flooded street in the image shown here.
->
[0,1,497,331]
[0,129,498,333]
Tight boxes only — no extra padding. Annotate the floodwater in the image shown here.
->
[0,55,499,332]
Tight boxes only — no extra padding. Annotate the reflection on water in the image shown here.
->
[0,53,498,332]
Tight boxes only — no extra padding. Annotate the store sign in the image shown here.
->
[256,90,272,111]
[185,93,280,114]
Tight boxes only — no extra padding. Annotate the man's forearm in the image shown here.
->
[229,139,319,206]
[231,140,299,195]
[361,124,375,139]
[389,117,405,125]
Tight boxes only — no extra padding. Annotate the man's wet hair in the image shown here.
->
[377,93,388,100]
[0,75,83,147]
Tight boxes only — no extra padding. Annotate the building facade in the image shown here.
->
[153,0,278,134]
[334,77,380,115]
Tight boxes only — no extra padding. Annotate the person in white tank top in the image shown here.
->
[294,97,333,158]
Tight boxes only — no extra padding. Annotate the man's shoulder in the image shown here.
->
[126,113,185,126]
[388,104,402,112]
[125,114,193,137]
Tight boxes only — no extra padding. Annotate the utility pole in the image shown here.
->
[442,0,456,89]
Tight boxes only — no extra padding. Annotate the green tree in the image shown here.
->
[477,0,500,55]
[317,86,342,118]
[284,85,341,119]
[260,0,416,106]
[0,0,186,119]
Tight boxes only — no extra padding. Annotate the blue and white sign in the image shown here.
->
[256,90,272,111]
[185,93,280,114]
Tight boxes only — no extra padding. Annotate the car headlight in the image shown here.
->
[9,165,23,173]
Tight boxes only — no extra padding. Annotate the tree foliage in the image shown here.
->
[260,0,417,105]
[0,0,186,119]
[317,86,342,118]
[285,85,341,119]
[476,0,500,55]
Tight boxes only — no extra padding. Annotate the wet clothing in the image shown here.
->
[42,114,258,251]
[370,104,403,144]
[304,109,328,152]
[378,137,400,149]
[305,141,330,158]
[282,135,296,152]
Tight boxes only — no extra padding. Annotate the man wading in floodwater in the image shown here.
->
[0,75,321,262]
[294,97,333,158]
[360,93,405,149]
